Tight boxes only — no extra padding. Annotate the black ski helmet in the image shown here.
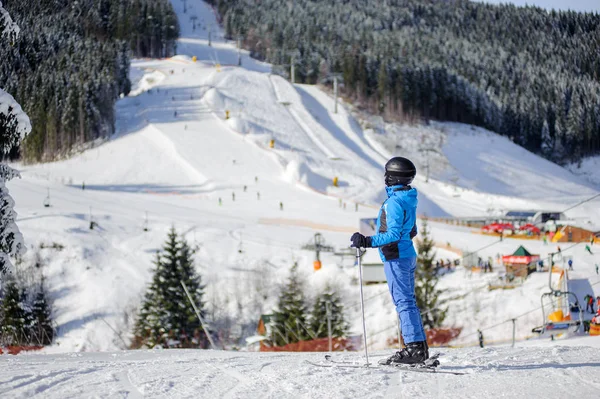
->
[384,157,416,186]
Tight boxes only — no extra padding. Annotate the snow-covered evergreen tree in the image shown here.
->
[30,276,54,345]
[0,253,54,346]
[0,1,19,42]
[415,219,446,330]
[0,3,30,275]
[117,40,132,97]
[541,119,553,158]
[309,285,349,339]
[0,275,31,344]
[132,228,206,349]
[270,262,310,346]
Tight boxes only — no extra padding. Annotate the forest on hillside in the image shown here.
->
[212,0,600,163]
[0,0,179,162]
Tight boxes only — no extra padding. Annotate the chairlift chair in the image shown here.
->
[536,253,584,336]
[43,188,51,207]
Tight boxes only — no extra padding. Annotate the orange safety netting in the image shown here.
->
[260,336,361,352]
[0,346,44,355]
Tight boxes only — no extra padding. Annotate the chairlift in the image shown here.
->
[43,188,51,207]
[143,211,149,232]
[533,252,583,336]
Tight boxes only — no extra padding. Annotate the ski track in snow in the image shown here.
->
[3,347,600,398]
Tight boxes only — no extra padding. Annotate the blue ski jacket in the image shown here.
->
[370,185,418,261]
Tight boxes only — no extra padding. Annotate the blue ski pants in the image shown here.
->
[383,257,426,344]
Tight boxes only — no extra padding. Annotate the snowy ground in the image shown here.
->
[567,156,600,188]
[3,1,600,394]
[2,342,600,398]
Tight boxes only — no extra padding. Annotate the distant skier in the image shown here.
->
[350,157,426,365]
[585,245,593,255]
[477,330,484,348]
[596,264,599,275]
[568,259,573,271]
[279,201,283,211]
[257,192,260,200]
[232,192,235,201]
[585,295,595,313]
[218,197,222,206]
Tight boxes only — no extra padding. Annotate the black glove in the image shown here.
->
[351,232,371,248]
[410,224,418,239]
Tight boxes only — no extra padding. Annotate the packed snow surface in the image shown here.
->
[3,1,600,395]
[567,156,600,188]
[2,343,600,398]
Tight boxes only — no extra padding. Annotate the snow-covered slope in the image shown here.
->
[567,156,600,188]
[5,0,600,360]
[2,343,600,398]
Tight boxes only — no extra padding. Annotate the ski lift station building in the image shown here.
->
[503,210,566,225]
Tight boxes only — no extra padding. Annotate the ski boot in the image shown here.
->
[380,341,430,366]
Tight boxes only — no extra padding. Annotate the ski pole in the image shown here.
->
[355,246,370,366]
[181,280,217,350]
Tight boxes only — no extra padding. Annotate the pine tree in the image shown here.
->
[1,3,30,275]
[540,119,553,158]
[132,251,166,348]
[116,40,131,97]
[30,276,54,345]
[270,262,310,346]
[309,285,349,339]
[0,275,30,344]
[132,227,206,349]
[415,219,446,330]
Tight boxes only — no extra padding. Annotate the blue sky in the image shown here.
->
[473,0,600,13]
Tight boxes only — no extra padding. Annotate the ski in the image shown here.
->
[315,353,465,375]
[387,363,465,375]
[306,360,465,375]
[325,352,440,366]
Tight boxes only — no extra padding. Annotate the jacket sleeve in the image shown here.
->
[369,201,404,247]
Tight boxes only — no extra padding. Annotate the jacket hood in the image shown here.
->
[386,185,418,208]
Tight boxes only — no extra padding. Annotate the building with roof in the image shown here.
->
[504,210,566,225]
[502,245,540,278]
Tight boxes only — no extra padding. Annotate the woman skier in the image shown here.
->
[350,157,428,365]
